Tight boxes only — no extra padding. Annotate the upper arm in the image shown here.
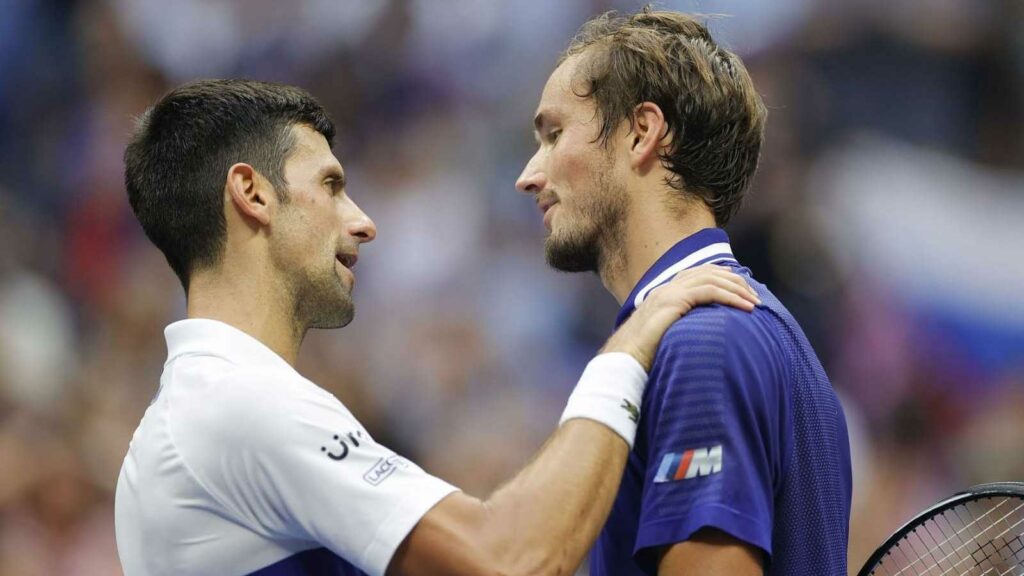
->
[391,416,637,576]
[386,492,497,576]
[177,368,458,575]
[657,528,764,576]
[635,307,787,564]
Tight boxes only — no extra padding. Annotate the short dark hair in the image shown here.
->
[562,8,766,226]
[124,79,335,291]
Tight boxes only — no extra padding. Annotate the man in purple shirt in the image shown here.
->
[517,8,852,576]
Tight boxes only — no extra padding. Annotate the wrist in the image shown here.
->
[559,353,648,448]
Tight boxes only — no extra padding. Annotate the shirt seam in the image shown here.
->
[640,501,770,530]
[637,501,773,554]
[742,302,797,496]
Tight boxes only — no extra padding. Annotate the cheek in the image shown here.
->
[279,202,335,258]
[300,194,339,236]
[548,144,588,200]
[560,151,607,205]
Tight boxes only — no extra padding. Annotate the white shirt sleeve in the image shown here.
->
[169,364,459,576]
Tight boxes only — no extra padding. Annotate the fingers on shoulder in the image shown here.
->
[653,269,757,311]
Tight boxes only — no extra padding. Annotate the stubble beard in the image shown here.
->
[296,261,355,330]
[272,193,356,333]
[284,248,356,332]
[544,166,629,276]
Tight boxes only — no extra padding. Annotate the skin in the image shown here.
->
[516,53,765,575]
[388,265,760,576]
[188,124,375,364]
[517,53,720,306]
[185,122,761,575]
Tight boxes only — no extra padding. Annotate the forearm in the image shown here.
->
[386,269,760,575]
[463,352,649,573]
[388,355,643,576]
[478,418,629,574]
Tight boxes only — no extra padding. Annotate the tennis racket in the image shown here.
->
[859,482,1024,576]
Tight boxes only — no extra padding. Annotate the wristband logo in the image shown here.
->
[321,430,364,461]
[654,445,723,483]
[621,399,640,423]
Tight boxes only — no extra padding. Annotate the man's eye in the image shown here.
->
[547,130,561,144]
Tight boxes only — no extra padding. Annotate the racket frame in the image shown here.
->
[858,482,1024,576]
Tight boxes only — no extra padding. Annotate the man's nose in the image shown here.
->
[516,154,547,195]
[346,201,377,243]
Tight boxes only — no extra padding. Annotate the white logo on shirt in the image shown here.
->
[363,454,408,486]
[321,430,364,461]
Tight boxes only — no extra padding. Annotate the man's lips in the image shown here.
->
[537,197,557,216]
[336,253,358,269]
[537,195,559,231]
[541,202,558,230]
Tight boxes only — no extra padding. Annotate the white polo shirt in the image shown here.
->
[115,319,458,576]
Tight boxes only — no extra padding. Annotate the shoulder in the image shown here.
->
[166,361,357,460]
[648,304,788,401]
[659,304,785,366]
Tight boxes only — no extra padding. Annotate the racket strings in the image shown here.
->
[939,501,1024,576]
[975,526,1024,576]
[887,498,1016,575]
[981,554,1024,576]
[878,497,1024,576]
[931,500,1024,576]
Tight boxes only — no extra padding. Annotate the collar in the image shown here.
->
[614,228,738,327]
[164,318,294,370]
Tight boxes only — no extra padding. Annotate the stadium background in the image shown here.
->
[0,0,1021,573]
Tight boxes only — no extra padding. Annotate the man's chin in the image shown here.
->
[310,307,354,330]
[544,237,600,273]
[305,292,355,330]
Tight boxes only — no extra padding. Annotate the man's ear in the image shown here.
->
[628,102,670,171]
[226,163,272,227]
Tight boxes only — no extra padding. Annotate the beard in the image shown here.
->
[295,263,355,330]
[276,242,355,331]
[271,193,356,332]
[544,167,629,274]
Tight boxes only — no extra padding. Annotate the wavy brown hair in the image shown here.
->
[561,7,766,226]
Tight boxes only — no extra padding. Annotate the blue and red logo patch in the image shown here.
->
[654,445,723,483]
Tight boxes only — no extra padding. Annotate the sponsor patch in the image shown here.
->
[654,445,723,483]
[321,430,364,461]
[363,454,408,486]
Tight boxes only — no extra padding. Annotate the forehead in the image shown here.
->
[285,124,341,171]
[536,53,592,119]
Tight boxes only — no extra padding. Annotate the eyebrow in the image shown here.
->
[319,165,346,189]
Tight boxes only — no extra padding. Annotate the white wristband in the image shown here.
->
[560,352,648,448]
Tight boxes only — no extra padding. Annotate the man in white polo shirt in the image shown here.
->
[116,79,759,576]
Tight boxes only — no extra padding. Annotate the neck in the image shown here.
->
[186,263,305,366]
[598,195,717,305]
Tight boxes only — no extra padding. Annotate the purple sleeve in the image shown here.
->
[633,305,790,561]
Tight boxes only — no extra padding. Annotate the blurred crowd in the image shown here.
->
[0,0,1022,574]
